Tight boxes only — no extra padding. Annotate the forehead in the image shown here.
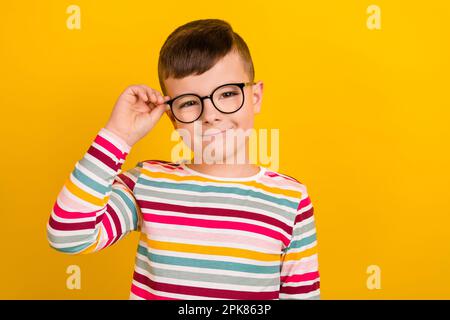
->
[164,50,248,97]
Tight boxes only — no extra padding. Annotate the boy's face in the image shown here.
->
[163,50,264,164]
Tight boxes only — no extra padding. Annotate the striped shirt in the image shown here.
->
[47,127,321,300]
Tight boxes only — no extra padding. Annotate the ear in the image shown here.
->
[251,80,263,114]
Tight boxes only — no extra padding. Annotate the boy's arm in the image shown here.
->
[46,128,142,254]
[279,186,321,299]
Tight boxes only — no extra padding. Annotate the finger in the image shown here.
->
[140,86,159,106]
[155,93,164,105]
[131,86,148,103]
[162,96,171,111]
[140,85,168,105]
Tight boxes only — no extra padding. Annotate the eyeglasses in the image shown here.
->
[166,82,255,123]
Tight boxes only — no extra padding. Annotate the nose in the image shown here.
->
[201,97,222,124]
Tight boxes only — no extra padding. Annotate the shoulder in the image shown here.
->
[137,159,185,175]
[115,159,181,191]
[261,167,309,197]
[260,167,313,214]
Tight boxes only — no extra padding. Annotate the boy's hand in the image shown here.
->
[105,85,171,147]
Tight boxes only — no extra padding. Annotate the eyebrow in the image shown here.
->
[173,81,241,98]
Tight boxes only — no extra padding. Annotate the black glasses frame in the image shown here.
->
[165,82,255,123]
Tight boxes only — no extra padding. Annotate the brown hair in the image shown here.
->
[158,19,255,96]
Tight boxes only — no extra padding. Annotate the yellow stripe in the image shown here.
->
[146,238,280,262]
[283,245,318,262]
[141,168,302,199]
[65,177,107,207]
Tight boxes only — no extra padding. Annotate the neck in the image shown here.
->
[186,144,260,178]
[185,162,261,178]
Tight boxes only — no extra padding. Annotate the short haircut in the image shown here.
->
[158,19,255,96]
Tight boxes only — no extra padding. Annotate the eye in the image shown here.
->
[221,91,238,98]
[179,100,199,108]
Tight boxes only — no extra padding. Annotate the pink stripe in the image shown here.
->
[143,213,289,246]
[60,187,98,211]
[281,256,318,275]
[100,213,115,248]
[53,201,97,220]
[280,271,320,284]
[95,134,128,160]
[131,284,178,300]
[298,196,311,211]
[144,225,281,252]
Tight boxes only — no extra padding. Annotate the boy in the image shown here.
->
[47,19,320,300]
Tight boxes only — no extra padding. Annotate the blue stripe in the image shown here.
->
[115,188,138,229]
[72,167,110,194]
[137,245,279,274]
[52,240,94,254]
[290,233,316,249]
[137,178,298,210]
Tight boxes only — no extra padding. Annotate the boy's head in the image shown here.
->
[158,19,263,164]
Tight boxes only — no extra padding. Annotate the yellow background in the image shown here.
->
[1,0,449,299]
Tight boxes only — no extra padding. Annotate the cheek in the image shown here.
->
[235,104,255,129]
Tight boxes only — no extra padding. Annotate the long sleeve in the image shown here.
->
[279,185,321,299]
[46,128,142,254]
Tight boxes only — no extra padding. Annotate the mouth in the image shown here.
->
[202,128,233,137]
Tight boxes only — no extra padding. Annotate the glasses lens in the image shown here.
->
[172,95,202,122]
[212,84,243,113]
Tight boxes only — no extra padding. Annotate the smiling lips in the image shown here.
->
[202,128,232,137]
